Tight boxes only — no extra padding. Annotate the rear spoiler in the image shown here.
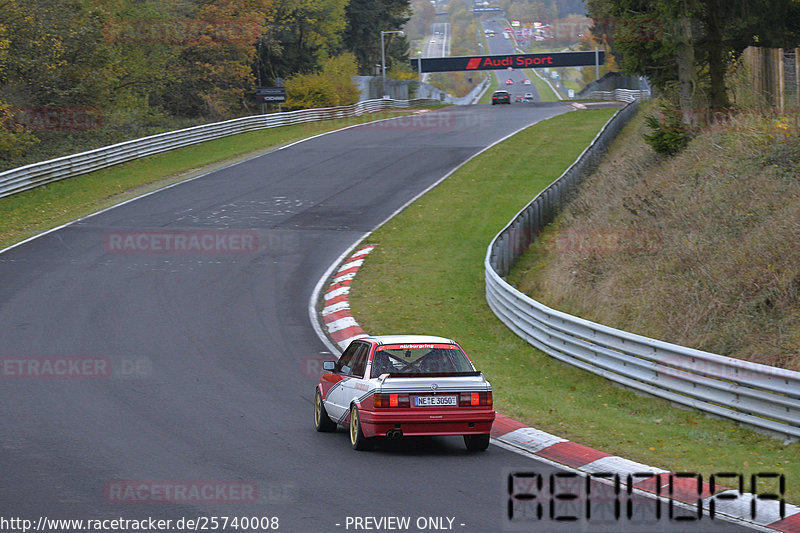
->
[378,370,484,383]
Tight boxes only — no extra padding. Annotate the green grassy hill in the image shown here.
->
[509,104,800,371]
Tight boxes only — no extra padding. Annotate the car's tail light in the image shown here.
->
[459,391,492,407]
[374,393,410,408]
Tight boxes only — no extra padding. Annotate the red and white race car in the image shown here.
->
[314,335,495,451]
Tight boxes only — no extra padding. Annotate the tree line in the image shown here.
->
[501,0,588,22]
[0,0,412,164]
[587,0,800,120]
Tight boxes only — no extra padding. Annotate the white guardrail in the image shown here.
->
[0,98,440,199]
[485,101,800,441]
[587,89,649,103]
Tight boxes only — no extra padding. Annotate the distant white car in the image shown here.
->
[523,79,531,85]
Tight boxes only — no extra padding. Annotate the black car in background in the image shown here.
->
[491,90,511,105]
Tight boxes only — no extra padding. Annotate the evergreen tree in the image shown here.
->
[345,0,411,75]
[587,0,800,112]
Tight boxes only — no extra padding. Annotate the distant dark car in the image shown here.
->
[491,91,511,105]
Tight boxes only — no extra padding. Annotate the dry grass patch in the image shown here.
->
[510,103,800,370]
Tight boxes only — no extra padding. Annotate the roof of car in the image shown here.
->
[361,334,458,345]
[493,90,509,94]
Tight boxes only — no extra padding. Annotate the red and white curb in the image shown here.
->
[318,246,800,532]
[321,245,375,350]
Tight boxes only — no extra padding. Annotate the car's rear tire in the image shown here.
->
[349,404,374,451]
[314,390,336,432]
[464,433,490,451]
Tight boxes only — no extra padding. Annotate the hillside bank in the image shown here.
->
[509,104,800,371]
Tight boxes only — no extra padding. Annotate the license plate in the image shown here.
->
[414,395,457,407]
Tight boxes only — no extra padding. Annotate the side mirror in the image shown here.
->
[323,361,335,371]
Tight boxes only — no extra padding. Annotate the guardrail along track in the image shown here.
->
[0,98,440,199]
[485,101,800,441]
[586,89,649,103]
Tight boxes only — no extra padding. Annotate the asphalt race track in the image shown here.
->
[0,106,750,532]
[482,20,540,102]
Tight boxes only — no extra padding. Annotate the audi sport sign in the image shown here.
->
[410,51,605,73]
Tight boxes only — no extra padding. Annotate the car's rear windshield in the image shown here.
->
[372,344,476,375]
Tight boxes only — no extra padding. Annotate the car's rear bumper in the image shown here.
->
[359,408,495,438]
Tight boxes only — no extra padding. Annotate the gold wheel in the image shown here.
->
[349,407,358,444]
[349,404,373,451]
[314,390,335,432]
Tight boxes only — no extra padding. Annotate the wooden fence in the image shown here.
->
[742,46,800,110]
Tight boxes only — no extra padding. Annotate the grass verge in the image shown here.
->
[478,73,500,104]
[0,110,424,250]
[526,69,560,102]
[348,108,799,503]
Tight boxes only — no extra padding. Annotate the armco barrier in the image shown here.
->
[586,88,649,103]
[485,101,800,441]
[0,98,439,199]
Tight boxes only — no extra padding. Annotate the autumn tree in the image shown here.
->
[0,0,119,107]
[0,0,38,160]
[149,0,271,118]
[254,0,348,85]
[284,52,359,109]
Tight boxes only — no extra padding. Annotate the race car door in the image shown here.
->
[324,341,369,422]
[337,345,371,412]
